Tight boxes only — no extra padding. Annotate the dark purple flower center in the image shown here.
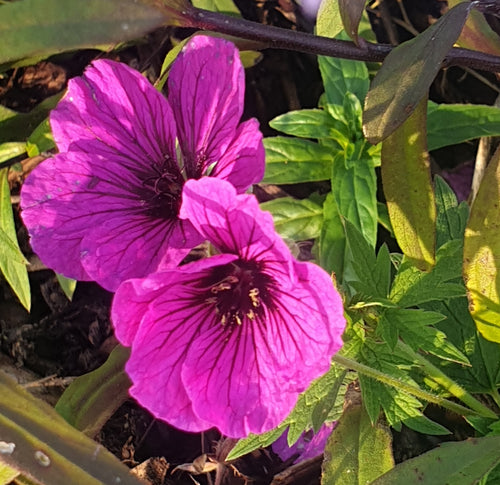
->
[201,260,275,327]
[141,156,185,219]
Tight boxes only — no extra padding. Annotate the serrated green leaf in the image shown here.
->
[359,373,449,435]
[381,98,436,271]
[269,109,349,142]
[390,240,465,308]
[379,308,469,364]
[318,54,369,107]
[0,0,175,70]
[321,404,394,485]
[227,364,348,461]
[371,436,500,485]
[263,137,333,184]
[464,145,500,343]
[0,169,30,310]
[427,102,500,151]
[434,175,469,249]
[0,372,145,485]
[363,2,472,143]
[55,345,131,437]
[422,297,500,395]
[260,197,323,241]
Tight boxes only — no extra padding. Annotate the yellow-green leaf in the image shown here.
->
[0,169,30,310]
[464,145,500,343]
[381,98,436,271]
[321,404,394,484]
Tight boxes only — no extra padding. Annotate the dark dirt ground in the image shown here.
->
[1,1,499,484]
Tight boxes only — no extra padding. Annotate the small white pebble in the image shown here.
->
[0,442,15,454]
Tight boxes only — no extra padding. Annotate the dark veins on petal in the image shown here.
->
[199,260,275,327]
[140,154,185,219]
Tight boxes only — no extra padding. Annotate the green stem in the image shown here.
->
[397,342,497,419]
[332,354,494,418]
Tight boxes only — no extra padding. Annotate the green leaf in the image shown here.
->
[390,241,465,308]
[319,193,347,279]
[192,0,240,16]
[344,220,391,300]
[0,142,26,164]
[379,308,469,364]
[0,0,175,70]
[263,137,333,184]
[332,143,378,247]
[316,0,344,39]
[464,145,500,343]
[318,53,369,107]
[321,404,394,485]
[427,102,500,151]
[371,436,500,485]
[26,119,55,157]
[269,109,349,142]
[0,371,146,485]
[260,197,323,241]
[422,297,500,395]
[0,94,61,144]
[363,2,472,143]
[0,462,19,484]
[227,364,348,460]
[56,274,77,302]
[338,0,367,46]
[434,175,469,249]
[55,345,131,437]
[381,98,436,271]
[0,169,30,310]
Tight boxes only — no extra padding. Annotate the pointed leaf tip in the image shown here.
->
[363,2,472,144]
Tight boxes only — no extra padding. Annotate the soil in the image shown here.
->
[0,1,498,484]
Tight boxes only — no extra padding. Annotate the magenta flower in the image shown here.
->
[20,35,264,291]
[111,177,345,438]
[272,423,336,464]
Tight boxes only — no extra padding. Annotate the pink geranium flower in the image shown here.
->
[20,36,264,291]
[111,177,345,438]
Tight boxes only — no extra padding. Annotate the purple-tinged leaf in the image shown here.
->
[464,145,500,344]
[449,0,500,56]
[363,2,472,144]
[339,0,366,46]
[381,98,436,271]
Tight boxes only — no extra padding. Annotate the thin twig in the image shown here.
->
[178,6,500,72]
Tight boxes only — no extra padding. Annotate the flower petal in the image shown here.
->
[168,36,245,177]
[180,177,294,286]
[211,118,265,192]
[81,215,200,291]
[182,261,345,437]
[51,59,178,169]
[112,255,237,432]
